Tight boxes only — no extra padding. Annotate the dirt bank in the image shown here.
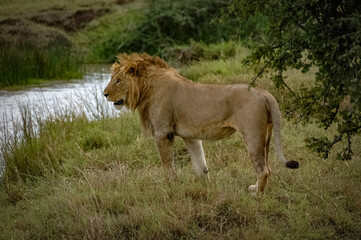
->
[0,6,110,46]
[0,18,71,46]
[30,8,109,32]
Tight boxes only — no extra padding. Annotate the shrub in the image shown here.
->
[164,40,237,65]
[98,0,239,61]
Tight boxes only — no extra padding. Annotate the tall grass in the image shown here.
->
[0,42,83,87]
[0,84,117,180]
[0,44,360,239]
[1,113,360,239]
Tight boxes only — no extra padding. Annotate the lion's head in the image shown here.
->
[103,53,169,111]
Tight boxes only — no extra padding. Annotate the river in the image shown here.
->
[0,65,121,174]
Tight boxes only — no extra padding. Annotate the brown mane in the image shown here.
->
[112,53,172,134]
[117,53,170,71]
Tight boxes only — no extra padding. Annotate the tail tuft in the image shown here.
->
[286,160,299,169]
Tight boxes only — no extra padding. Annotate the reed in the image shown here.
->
[0,84,116,180]
[0,42,83,87]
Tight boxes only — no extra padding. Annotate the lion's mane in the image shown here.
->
[112,53,172,133]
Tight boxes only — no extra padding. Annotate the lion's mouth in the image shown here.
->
[114,99,124,106]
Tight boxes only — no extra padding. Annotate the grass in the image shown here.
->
[0,42,83,87]
[1,114,360,239]
[72,1,146,63]
[0,0,239,85]
[0,0,138,86]
[0,46,360,239]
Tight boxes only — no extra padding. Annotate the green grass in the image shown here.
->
[0,42,83,87]
[0,0,137,86]
[1,114,360,239]
[72,1,146,63]
[0,0,241,84]
[1,48,360,239]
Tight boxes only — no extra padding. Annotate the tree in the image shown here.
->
[223,0,361,160]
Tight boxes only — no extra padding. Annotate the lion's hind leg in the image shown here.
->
[183,138,210,181]
[241,124,271,196]
[247,156,270,195]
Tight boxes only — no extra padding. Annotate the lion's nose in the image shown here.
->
[104,93,109,98]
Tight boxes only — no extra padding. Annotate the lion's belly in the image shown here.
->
[174,123,236,140]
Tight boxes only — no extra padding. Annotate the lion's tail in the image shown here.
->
[265,93,299,169]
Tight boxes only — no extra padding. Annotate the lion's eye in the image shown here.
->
[116,79,120,84]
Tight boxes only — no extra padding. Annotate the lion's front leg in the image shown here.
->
[154,132,175,176]
[184,138,210,181]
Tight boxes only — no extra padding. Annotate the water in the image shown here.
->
[0,65,117,120]
[0,65,121,175]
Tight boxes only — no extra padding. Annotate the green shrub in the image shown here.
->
[98,0,240,61]
[164,40,237,65]
[237,14,269,46]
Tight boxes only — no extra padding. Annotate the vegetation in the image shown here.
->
[1,0,361,238]
[0,0,240,84]
[0,0,124,87]
[0,42,82,87]
[93,0,239,62]
[223,0,361,160]
[76,2,146,63]
[1,47,361,239]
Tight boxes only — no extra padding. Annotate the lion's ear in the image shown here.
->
[126,63,136,75]
[126,62,145,77]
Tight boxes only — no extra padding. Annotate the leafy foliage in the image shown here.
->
[224,0,361,160]
[164,40,237,65]
[98,0,239,61]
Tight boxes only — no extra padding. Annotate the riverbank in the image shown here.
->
[0,0,139,87]
[0,0,241,87]
[1,47,360,239]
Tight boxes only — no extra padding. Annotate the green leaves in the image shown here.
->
[99,0,239,60]
[225,0,361,160]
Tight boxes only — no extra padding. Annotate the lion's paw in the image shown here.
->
[248,184,257,192]
[248,185,262,197]
[248,184,257,193]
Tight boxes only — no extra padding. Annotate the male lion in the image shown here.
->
[104,53,299,195]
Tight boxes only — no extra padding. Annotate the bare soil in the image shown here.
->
[116,0,134,4]
[0,8,109,45]
[30,9,109,32]
[0,18,71,46]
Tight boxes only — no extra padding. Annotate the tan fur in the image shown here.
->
[104,53,298,195]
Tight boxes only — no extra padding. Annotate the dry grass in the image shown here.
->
[0,0,126,19]
[1,112,360,239]
[0,45,360,239]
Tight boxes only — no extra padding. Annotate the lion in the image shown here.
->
[103,53,299,195]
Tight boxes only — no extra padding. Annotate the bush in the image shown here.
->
[164,41,237,65]
[224,0,361,160]
[98,0,239,61]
